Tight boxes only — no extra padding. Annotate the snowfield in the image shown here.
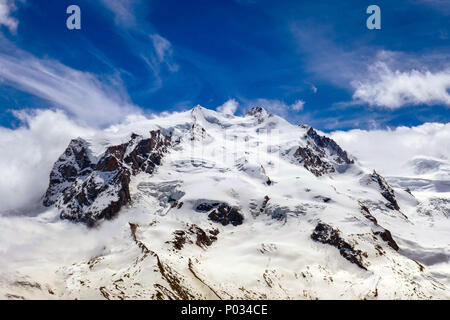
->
[0,106,448,300]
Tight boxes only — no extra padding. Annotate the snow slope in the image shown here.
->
[0,106,448,300]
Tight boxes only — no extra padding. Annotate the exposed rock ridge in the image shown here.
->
[311,222,367,270]
[360,203,399,251]
[369,170,401,211]
[196,202,244,226]
[245,107,270,123]
[43,130,171,225]
[293,127,354,177]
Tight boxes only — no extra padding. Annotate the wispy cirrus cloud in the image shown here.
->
[99,0,178,91]
[291,22,369,88]
[100,0,138,26]
[151,34,171,62]
[0,0,19,33]
[0,50,141,126]
[150,34,178,71]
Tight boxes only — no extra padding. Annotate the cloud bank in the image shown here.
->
[0,110,96,215]
[331,122,450,176]
[217,99,239,115]
[352,62,450,109]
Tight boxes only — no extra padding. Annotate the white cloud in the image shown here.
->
[0,51,141,127]
[352,62,450,109]
[150,34,178,72]
[100,0,137,26]
[0,0,18,33]
[291,100,305,111]
[150,34,171,62]
[291,23,369,88]
[331,122,450,176]
[100,1,178,80]
[0,110,97,215]
[217,99,239,115]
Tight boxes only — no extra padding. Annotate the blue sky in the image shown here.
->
[0,0,448,131]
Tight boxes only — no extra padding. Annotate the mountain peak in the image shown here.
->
[191,104,206,113]
[245,106,269,117]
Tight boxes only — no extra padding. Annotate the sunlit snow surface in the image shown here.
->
[0,107,448,299]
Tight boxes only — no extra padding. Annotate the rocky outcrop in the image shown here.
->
[305,127,353,165]
[235,158,272,185]
[196,202,244,226]
[374,229,399,251]
[293,127,354,177]
[245,106,269,124]
[169,225,219,250]
[43,130,171,225]
[360,204,399,251]
[360,204,378,224]
[369,171,400,211]
[311,222,367,270]
[43,138,94,207]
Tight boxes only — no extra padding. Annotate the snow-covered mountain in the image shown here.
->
[0,106,448,300]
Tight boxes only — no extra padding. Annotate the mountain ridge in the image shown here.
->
[1,106,448,300]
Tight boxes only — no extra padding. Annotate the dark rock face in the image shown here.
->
[360,204,378,224]
[189,225,219,248]
[293,127,354,177]
[195,202,244,226]
[260,195,270,213]
[43,130,171,225]
[172,230,188,250]
[245,107,269,124]
[43,138,94,207]
[294,147,333,177]
[314,195,332,203]
[60,169,132,225]
[360,203,399,251]
[245,106,267,117]
[196,202,220,212]
[305,128,353,165]
[374,230,399,251]
[311,223,367,270]
[369,171,400,211]
[169,225,219,250]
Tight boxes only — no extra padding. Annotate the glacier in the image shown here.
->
[0,106,448,300]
